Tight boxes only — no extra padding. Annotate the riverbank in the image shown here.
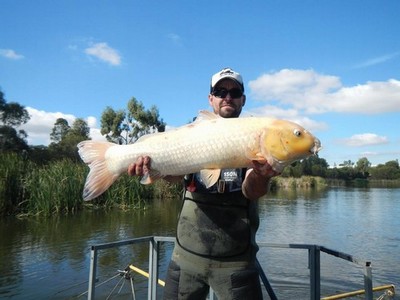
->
[271,176,327,189]
[272,176,400,189]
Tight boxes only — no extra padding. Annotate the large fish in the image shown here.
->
[78,111,321,200]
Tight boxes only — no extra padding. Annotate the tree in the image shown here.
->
[340,160,354,167]
[50,118,71,143]
[369,160,400,180]
[70,118,90,138]
[48,118,91,160]
[101,97,166,144]
[355,157,371,178]
[384,159,399,170]
[0,126,29,152]
[281,156,329,178]
[100,107,125,144]
[0,89,30,152]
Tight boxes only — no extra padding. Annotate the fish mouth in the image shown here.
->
[310,138,322,155]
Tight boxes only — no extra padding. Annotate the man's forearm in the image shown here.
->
[242,169,270,200]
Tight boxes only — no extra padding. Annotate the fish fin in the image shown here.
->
[196,110,219,121]
[245,149,267,162]
[245,130,269,162]
[77,141,120,201]
[200,169,221,188]
[140,170,163,185]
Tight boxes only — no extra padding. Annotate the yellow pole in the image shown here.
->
[128,264,166,287]
[321,284,395,300]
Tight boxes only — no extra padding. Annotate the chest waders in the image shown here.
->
[163,168,263,299]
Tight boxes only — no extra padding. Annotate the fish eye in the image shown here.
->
[293,129,302,137]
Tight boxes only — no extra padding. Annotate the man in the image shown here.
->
[128,68,278,299]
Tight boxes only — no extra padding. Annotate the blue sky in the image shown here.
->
[1,0,399,167]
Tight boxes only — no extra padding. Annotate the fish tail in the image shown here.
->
[77,141,119,201]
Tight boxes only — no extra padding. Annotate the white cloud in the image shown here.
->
[353,52,400,69]
[244,105,327,132]
[166,33,183,46]
[341,133,389,147]
[0,49,24,60]
[248,69,400,114]
[20,107,106,145]
[327,79,400,114]
[84,42,121,66]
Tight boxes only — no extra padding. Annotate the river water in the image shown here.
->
[0,187,399,299]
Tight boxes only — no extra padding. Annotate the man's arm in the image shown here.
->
[242,161,279,200]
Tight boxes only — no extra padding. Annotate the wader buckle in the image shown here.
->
[217,180,225,193]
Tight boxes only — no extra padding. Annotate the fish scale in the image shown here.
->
[78,110,321,200]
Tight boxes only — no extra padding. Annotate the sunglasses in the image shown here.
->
[212,88,243,99]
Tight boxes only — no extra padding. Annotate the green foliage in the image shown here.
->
[23,159,86,215]
[0,90,30,127]
[48,117,91,161]
[281,156,328,178]
[281,156,400,181]
[0,126,29,152]
[369,160,400,180]
[354,157,371,178]
[0,152,31,215]
[0,151,181,216]
[101,97,166,144]
[50,118,70,143]
[0,89,30,153]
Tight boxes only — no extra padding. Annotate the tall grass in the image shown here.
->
[24,159,87,215]
[1,151,181,216]
[97,174,152,209]
[0,152,31,215]
[271,176,327,190]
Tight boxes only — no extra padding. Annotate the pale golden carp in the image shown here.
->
[78,111,321,200]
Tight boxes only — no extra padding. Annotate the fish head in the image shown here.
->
[262,120,321,164]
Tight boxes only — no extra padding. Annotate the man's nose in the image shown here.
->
[224,93,233,100]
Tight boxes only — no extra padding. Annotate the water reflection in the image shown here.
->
[1,189,399,299]
[258,187,400,299]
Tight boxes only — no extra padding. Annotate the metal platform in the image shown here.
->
[87,236,394,300]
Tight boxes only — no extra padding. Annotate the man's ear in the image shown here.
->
[242,95,246,107]
[208,94,213,105]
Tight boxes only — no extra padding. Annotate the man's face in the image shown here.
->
[208,79,246,118]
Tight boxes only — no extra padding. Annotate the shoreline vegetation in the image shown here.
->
[1,152,400,217]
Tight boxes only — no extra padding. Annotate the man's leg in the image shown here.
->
[163,260,210,300]
[210,266,263,300]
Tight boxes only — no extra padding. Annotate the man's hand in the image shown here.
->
[242,160,280,200]
[127,156,151,177]
[250,160,280,179]
[127,156,183,183]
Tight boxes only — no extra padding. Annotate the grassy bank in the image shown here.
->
[1,152,181,216]
[271,176,327,190]
[326,178,400,188]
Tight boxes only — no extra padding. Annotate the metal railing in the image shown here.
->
[88,237,377,300]
[257,242,374,300]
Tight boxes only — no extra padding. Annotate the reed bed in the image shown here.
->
[271,176,327,190]
[23,160,87,215]
[1,152,181,216]
[0,152,31,215]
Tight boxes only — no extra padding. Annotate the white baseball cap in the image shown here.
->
[210,67,244,92]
